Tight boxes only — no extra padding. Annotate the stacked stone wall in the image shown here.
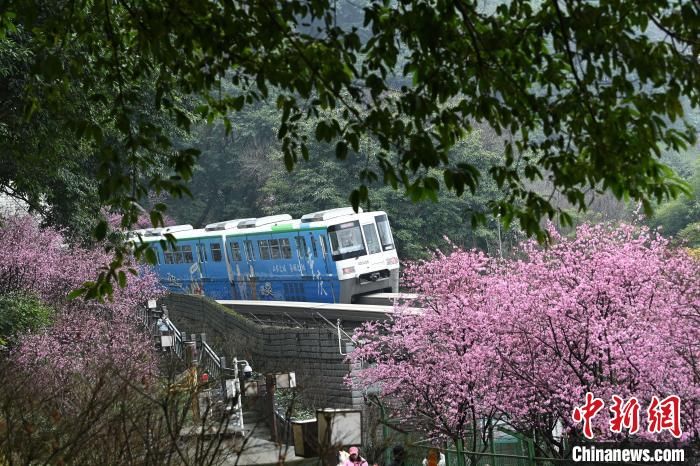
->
[162,294,362,409]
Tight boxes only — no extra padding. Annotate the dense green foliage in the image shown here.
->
[167,102,522,259]
[166,101,698,258]
[1,0,699,294]
[650,159,700,246]
[0,292,53,346]
[0,30,102,241]
[0,24,189,243]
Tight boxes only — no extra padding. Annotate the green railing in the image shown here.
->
[400,439,570,466]
[369,409,570,466]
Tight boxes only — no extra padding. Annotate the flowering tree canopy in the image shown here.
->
[0,215,163,391]
[351,223,700,456]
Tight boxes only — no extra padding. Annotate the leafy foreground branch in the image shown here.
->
[1,0,699,297]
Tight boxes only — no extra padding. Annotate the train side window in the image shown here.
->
[258,240,270,260]
[182,245,194,263]
[230,242,242,261]
[319,234,328,258]
[164,248,173,264]
[210,243,223,262]
[295,237,308,259]
[197,244,207,262]
[269,239,281,259]
[280,238,292,259]
[244,240,255,260]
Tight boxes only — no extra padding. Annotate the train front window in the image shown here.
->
[375,215,395,251]
[362,224,382,255]
[328,221,366,260]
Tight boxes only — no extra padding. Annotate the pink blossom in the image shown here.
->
[1,215,164,399]
[351,223,700,449]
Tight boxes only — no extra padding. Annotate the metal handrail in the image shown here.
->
[147,306,231,381]
[200,340,222,377]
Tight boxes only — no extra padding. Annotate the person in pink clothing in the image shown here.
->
[343,446,368,466]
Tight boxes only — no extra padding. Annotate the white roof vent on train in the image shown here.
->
[301,207,362,223]
[204,218,256,231]
[238,214,293,229]
[144,227,165,237]
[161,224,194,234]
[127,228,149,238]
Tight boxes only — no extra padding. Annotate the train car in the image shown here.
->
[131,208,399,303]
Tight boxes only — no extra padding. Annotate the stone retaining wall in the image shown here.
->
[162,294,363,409]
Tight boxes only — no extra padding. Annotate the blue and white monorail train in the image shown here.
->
[130,208,399,303]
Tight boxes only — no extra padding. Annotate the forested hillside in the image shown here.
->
[164,99,526,259]
[164,97,700,260]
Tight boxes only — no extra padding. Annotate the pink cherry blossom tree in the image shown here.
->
[0,215,249,465]
[0,215,163,395]
[351,223,700,458]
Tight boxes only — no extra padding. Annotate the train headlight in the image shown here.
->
[386,257,398,265]
[342,266,356,275]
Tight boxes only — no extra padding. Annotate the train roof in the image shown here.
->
[128,208,388,243]
[301,207,361,223]
[204,218,256,231]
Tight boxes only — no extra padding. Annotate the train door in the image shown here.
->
[242,236,258,300]
[195,240,208,277]
[314,231,337,302]
[317,233,333,275]
[192,240,209,294]
[292,233,313,301]
[225,237,245,299]
[256,233,278,300]
[199,238,230,299]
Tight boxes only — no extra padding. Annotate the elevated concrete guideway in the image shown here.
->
[216,300,394,323]
[216,294,421,325]
[353,292,419,306]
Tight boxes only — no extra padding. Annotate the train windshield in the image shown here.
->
[375,214,395,251]
[328,220,367,260]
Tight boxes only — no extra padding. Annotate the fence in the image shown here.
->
[137,300,245,431]
[398,437,571,466]
[370,413,572,466]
